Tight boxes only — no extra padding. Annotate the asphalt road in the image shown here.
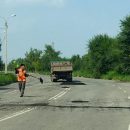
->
[1,75,130,130]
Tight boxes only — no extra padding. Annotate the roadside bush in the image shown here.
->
[0,73,17,86]
[73,71,93,78]
[101,71,130,82]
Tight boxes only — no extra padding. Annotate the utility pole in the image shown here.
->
[0,14,16,73]
[5,21,8,73]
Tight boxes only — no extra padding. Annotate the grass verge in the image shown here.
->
[101,71,130,82]
[73,71,130,82]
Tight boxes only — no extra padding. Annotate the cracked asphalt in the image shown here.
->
[0,75,130,130]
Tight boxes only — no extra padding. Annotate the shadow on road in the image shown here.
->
[0,87,12,90]
[60,80,86,86]
[23,96,41,98]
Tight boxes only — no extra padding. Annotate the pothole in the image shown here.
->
[62,86,70,88]
[71,100,89,103]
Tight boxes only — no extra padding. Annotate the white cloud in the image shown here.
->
[4,0,65,7]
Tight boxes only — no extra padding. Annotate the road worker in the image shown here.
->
[16,64,29,97]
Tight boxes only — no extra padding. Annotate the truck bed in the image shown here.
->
[51,61,73,72]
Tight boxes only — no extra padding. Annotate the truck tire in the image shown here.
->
[67,78,72,82]
[51,77,54,82]
[51,77,57,82]
[53,79,57,82]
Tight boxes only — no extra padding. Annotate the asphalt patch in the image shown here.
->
[72,100,89,103]
[0,87,12,90]
[61,86,70,88]
[60,80,86,86]
[1,102,130,111]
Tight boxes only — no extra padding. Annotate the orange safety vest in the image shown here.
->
[17,68,26,82]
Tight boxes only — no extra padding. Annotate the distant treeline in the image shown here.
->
[4,15,130,81]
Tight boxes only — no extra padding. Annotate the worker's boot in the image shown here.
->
[20,90,24,97]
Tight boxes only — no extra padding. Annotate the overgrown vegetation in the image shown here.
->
[5,14,130,82]
[0,73,17,86]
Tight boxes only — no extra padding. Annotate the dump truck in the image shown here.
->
[51,61,73,82]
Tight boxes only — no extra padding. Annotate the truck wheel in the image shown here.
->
[53,79,57,82]
[51,77,54,82]
[51,77,57,82]
[67,78,72,82]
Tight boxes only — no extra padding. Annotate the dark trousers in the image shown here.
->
[18,81,26,96]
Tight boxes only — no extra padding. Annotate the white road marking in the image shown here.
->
[128,97,130,100]
[49,91,66,100]
[0,108,34,122]
[54,91,67,99]
[67,88,71,91]
[49,88,70,101]
[0,87,70,122]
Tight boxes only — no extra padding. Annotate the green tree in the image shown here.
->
[25,48,42,72]
[81,54,90,71]
[8,58,25,71]
[0,59,3,71]
[41,44,61,71]
[87,34,119,78]
[118,15,130,74]
[71,55,81,71]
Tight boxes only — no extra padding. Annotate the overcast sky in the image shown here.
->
[0,0,130,62]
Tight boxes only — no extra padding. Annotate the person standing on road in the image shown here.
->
[16,64,29,97]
